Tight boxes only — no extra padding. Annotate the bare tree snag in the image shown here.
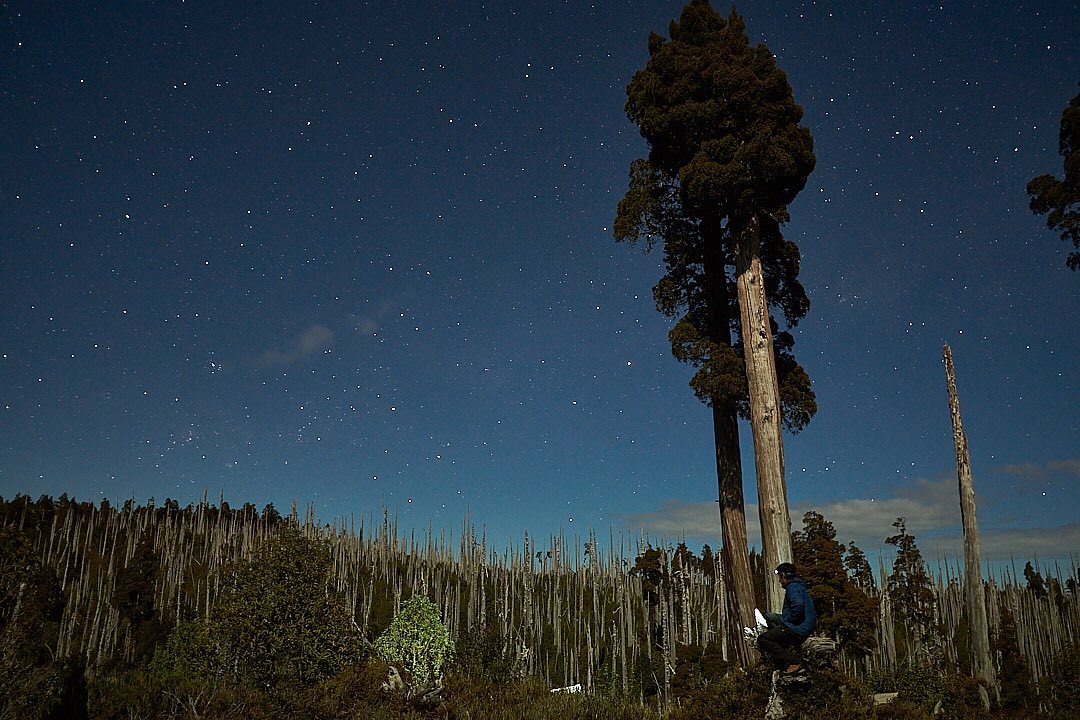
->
[944,343,996,706]
[737,215,793,612]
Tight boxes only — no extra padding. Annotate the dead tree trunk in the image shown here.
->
[735,214,792,613]
[944,343,996,706]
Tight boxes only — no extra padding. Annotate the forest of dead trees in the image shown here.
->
[2,492,1078,719]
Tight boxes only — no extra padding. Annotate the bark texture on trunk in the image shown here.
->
[944,343,996,706]
[702,215,757,662]
[735,214,792,613]
[713,404,758,663]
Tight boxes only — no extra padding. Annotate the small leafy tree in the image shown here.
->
[844,541,876,593]
[630,545,668,609]
[791,511,878,656]
[992,606,1036,717]
[0,526,87,719]
[886,518,938,664]
[1023,561,1047,599]
[374,594,454,687]
[152,524,363,699]
[112,536,169,662]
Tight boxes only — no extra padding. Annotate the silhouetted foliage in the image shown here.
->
[0,525,87,719]
[1040,641,1080,717]
[792,511,879,656]
[631,545,668,609]
[937,674,994,720]
[845,540,877,593]
[700,543,717,577]
[112,536,170,662]
[778,666,878,720]
[993,606,1038,718]
[614,0,816,429]
[1027,87,1080,270]
[886,517,938,661]
[451,622,523,685]
[670,640,733,699]
[153,524,364,697]
[666,664,771,719]
[1023,562,1047,599]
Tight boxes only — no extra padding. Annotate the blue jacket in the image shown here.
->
[781,577,816,638]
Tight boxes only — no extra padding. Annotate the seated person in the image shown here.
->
[756,562,816,674]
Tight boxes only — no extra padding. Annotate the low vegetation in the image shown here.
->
[1,494,1078,718]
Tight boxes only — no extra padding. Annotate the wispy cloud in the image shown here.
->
[997,463,1048,478]
[1047,459,1080,478]
[351,295,405,338]
[995,458,1080,480]
[618,470,1079,562]
[925,524,1080,563]
[255,324,334,367]
[617,499,728,540]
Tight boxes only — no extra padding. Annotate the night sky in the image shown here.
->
[3,2,1078,564]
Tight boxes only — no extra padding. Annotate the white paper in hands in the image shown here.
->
[743,607,769,639]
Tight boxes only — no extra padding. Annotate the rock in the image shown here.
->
[382,664,407,693]
[873,692,899,705]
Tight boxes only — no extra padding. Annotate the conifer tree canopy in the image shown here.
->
[625,1,815,221]
[615,0,816,430]
[1027,88,1080,270]
[792,511,878,656]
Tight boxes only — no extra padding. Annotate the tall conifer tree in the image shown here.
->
[885,518,937,664]
[792,511,878,657]
[616,0,817,624]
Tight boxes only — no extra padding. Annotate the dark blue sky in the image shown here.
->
[2,1,1077,562]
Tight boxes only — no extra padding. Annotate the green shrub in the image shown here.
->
[87,667,164,720]
[871,666,995,720]
[874,697,933,720]
[444,675,659,720]
[670,641,733,700]
[451,622,522,683]
[667,664,771,720]
[373,594,454,687]
[868,662,947,712]
[146,526,366,717]
[1040,642,1080,717]
[208,525,365,688]
[936,674,992,720]
[777,666,875,720]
